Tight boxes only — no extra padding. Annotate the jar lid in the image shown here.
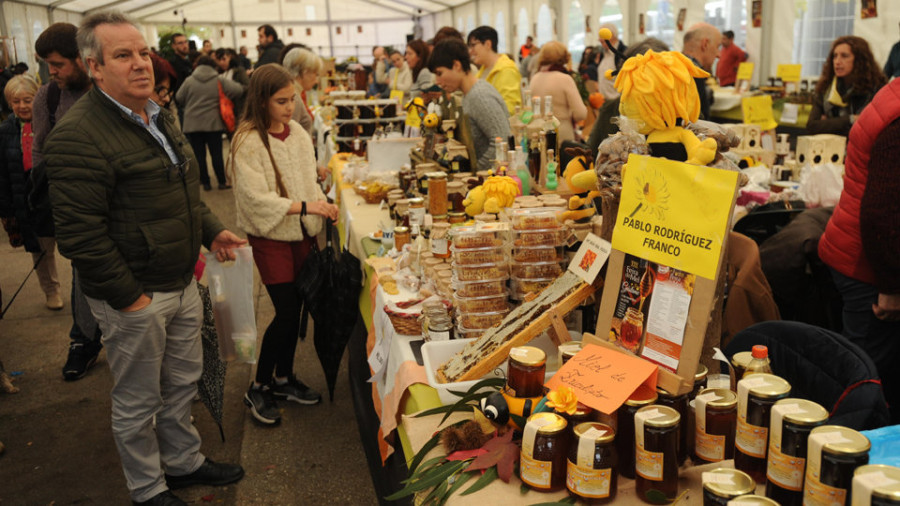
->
[426,171,448,179]
[699,388,738,409]
[778,399,829,426]
[409,197,425,205]
[695,363,709,382]
[432,220,450,228]
[448,212,467,217]
[573,422,615,444]
[813,425,871,456]
[394,226,409,233]
[447,182,465,190]
[526,412,567,435]
[731,351,752,368]
[728,495,779,505]
[855,465,900,500]
[559,341,583,359]
[625,384,658,407]
[509,346,546,367]
[636,405,680,427]
[656,386,687,400]
[744,373,791,399]
[751,345,768,359]
[702,468,756,499]
[572,402,593,417]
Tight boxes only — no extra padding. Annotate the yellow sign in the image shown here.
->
[390,89,405,102]
[741,95,778,131]
[736,62,754,81]
[777,64,802,82]
[612,154,738,280]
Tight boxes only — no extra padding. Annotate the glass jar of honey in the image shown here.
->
[687,364,711,461]
[729,495,779,505]
[735,373,791,483]
[656,387,689,466]
[521,412,569,492]
[427,172,448,216]
[506,346,546,398]
[448,212,467,225]
[559,341,584,366]
[731,351,753,390]
[447,181,467,213]
[616,385,658,480]
[567,422,617,504]
[765,398,829,506]
[408,197,425,228]
[430,222,451,259]
[803,425,870,506]
[692,364,709,399]
[702,468,756,505]
[694,388,737,464]
[635,405,681,504]
[559,403,594,439]
[853,465,900,506]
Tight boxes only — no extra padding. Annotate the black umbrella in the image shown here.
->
[196,283,227,441]
[297,220,362,400]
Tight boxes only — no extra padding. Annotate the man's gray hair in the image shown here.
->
[77,10,139,69]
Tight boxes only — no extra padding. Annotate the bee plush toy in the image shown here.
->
[560,146,602,223]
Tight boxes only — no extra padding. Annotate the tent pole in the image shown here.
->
[325,0,334,58]
[228,0,238,50]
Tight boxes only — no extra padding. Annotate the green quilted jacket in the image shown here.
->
[44,87,225,309]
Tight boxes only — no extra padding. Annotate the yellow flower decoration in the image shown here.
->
[546,386,578,416]
[629,167,670,221]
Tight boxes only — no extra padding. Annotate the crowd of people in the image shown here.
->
[0,8,898,505]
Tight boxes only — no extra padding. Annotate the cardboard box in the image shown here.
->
[796,134,846,166]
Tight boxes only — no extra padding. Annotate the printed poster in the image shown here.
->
[607,254,694,372]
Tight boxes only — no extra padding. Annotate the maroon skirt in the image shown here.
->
[247,233,316,285]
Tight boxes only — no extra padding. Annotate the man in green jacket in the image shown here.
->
[468,25,522,115]
[44,11,246,506]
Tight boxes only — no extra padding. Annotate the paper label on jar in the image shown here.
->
[735,415,768,458]
[566,461,611,498]
[635,445,664,481]
[520,451,552,489]
[806,430,851,482]
[695,430,726,462]
[427,329,450,341]
[803,473,847,506]
[430,237,448,256]
[737,375,771,419]
[853,471,899,506]
[702,472,736,485]
[634,408,665,448]
[409,207,425,226]
[766,445,805,491]
[695,391,722,433]
[769,402,805,456]
[522,417,552,458]
[576,428,607,468]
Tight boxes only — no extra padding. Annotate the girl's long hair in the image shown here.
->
[230,63,293,197]
[407,39,430,81]
[815,36,886,98]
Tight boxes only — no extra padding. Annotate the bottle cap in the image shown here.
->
[752,345,768,359]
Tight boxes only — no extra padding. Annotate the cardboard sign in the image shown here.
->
[777,63,803,83]
[612,154,739,280]
[568,233,612,284]
[742,95,779,131]
[736,62,754,81]
[545,344,658,415]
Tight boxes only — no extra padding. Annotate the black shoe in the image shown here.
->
[243,385,281,424]
[217,183,232,190]
[270,375,322,405]
[62,340,102,381]
[165,458,245,490]
[202,183,212,191]
[133,490,187,506]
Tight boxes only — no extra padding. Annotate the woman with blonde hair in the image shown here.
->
[0,74,62,310]
[230,64,339,425]
[527,41,587,142]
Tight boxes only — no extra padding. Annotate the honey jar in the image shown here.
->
[408,197,425,228]
[616,385,658,480]
[430,222,451,259]
[635,405,681,504]
[803,425,870,506]
[731,351,753,390]
[447,181,466,213]
[521,412,569,492]
[735,373,791,483]
[656,387,689,466]
[702,468,756,505]
[448,211,467,225]
[692,364,709,399]
[694,388,737,464]
[393,226,410,252]
[559,403,594,439]
[506,346,546,398]
[765,398,829,506]
[559,341,583,366]
[426,172,448,216]
[688,364,711,460]
[567,422,617,503]
[729,495,779,505]
[853,464,900,506]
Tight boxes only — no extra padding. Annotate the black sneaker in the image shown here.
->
[270,376,322,405]
[62,340,102,381]
[133,490,187,506]
[243,386,281,424]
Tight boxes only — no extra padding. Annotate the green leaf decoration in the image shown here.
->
[407,419,468,474]
[520,482,530,494]
[644,488,671,504]
[421,476,450,505]
[460,466,498,496]
[438,469,474,506]
[384,460,467,501]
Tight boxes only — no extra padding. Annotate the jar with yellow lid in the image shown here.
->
[692,364,710,399]
[729,495,779,505]
[702,468,756,505]
[506,346,546,398]
[694,388,738,464]
[558,403,594,439]
[635,404,681,504]
[803,425,870,506]
[731,351,753,390]
[567,422,617,503]
[408,197,425,228]
[616,385,659,480]
[735,373,791,483]
[448,211,467,225]
[656,387,689,466]
[426,172,448,216]
[559,341,584,366]
[853,464,900,506]
[521,412,569,492]
[687,363,711,460]
[765,398,829,506]
[430,222,451,259]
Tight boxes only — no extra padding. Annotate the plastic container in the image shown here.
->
[743,345,773,378]
[512,228,567,247]
[511,276,556,299]
[453,277,509,298]
[511,260,565,279]
[457,309,509,330]
[453,262,509,282]
[508,207,564,230]
[451,246,506,265]
[512,245,566,263]
[451,226,503,249]
[452,293,509,313]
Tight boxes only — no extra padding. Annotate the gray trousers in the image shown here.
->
[86,280,205,502]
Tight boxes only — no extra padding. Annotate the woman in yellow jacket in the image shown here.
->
[468,26,522,114]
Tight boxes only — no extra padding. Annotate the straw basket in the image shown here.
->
[386,310,422,336]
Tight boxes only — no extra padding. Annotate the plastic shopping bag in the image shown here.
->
[205,246,257,363]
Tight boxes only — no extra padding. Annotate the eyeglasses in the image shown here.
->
[154,87,171,100]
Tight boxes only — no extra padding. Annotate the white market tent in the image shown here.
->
[2,0,899,88]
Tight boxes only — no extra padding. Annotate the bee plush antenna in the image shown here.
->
[598,27,626,80]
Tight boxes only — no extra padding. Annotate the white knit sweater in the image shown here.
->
[231,120,326,241]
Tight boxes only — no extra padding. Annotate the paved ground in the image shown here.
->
[0,186,378,505]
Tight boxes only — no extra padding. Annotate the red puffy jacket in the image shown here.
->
[819,80,900,284]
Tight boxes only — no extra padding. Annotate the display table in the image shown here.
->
[710,89,812,129]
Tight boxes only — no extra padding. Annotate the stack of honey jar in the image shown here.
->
[450,226,511,340]
[502,343,899,505]
[508,207,568,300]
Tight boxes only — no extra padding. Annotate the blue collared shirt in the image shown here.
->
[100,89,180,164]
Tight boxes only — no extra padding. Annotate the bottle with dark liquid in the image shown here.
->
[615,385,658,480]
[693,388,737,464]
[804,425,870,506]
[635,405,681,504]
[521,412,569,492]
[735,373,792,483]
[567,422,617,504]
[656,387,689,466]
[766,398,829,506]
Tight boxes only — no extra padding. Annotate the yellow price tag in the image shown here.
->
[390,89,405,102]
[736,62,754,81]
[777,64,802,83]
[741,95,778,131]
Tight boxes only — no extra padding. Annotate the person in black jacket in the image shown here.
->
[255,24,284,69]
[166,33,192,94]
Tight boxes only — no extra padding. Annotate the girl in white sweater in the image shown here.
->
[230,64,339,425]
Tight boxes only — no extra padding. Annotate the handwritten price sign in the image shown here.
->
[545,344,658,414]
